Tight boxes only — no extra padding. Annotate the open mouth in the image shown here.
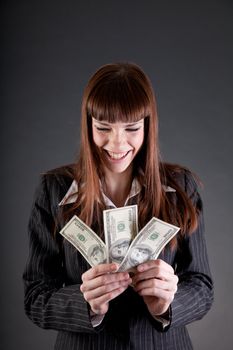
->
[104,150,131,160]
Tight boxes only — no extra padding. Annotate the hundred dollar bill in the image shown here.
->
[60,215,107,267]
[118,217,180,272]
[103,205,138,264]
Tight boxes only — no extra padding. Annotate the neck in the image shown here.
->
[103,166,133,207]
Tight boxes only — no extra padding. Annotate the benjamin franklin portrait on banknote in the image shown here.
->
[110,239,131,263]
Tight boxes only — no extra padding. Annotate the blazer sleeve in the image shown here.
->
[169,171,214,329]
[23,174,102,333]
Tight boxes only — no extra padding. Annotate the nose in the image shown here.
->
[109,129,126,148]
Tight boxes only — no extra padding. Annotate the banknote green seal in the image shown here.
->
[117,222,126,232]
[78,233,86,242]
[149,232,159,240]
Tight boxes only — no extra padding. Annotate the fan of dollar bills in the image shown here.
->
[60,205,180,272]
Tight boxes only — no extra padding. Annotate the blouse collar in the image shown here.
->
[59,179,176,207]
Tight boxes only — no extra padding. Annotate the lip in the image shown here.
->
[103,149,132,162]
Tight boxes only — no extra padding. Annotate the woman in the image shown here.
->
[23,62,213,349]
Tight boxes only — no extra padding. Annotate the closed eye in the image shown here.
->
[95,126,141,132]
[96,127,111,132]
[125,128,141,132]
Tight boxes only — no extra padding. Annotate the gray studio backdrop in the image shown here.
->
[2,0,233,349]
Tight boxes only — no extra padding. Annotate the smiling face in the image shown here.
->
[92,117,144,175]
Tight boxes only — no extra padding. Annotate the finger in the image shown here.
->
[82,263,118,282]
[83,279,131,301]
[133,268,177,285]
[139,287,175,302]
[134,278,177,294]
[81,272,131,292]
[137,259,174,274]
[90,285,128,314]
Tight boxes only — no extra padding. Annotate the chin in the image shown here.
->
[108,165,131,174]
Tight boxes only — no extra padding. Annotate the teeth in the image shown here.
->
[107,151,129,159]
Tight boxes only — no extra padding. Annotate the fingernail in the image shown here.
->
[111,263,118,271]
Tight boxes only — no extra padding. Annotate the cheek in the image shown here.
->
[132,131,144,150]
[92,132,106,147]
[139,133,144,148]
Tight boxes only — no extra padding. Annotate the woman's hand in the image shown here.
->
[80,263,132,315]
[132,259,178,317]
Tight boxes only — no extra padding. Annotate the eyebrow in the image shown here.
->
[92,119,144,127]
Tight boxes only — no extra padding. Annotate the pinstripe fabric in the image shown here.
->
[23,165,213,349]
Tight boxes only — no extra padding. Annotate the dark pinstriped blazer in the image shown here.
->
[23,165,213,350]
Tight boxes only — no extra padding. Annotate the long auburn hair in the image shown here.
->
[64,62,198,248]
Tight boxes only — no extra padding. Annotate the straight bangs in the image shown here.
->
[86,77,151,124]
